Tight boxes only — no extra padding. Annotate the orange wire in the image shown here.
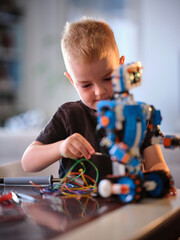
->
[30,181,44,191]
[60,171,97,195]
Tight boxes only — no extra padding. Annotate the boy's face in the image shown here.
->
[65,49,120,110]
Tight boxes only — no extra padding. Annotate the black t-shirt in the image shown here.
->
[36,100,152,180]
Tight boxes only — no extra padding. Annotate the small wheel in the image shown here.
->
[98,179,112,198]
[116,174,143,203]
[144,170,173,198]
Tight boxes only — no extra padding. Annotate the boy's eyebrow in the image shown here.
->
[103,69,113,78]
[77,80,90,84]
[76,69,114,84]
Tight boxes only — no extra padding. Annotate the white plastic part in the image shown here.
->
[151,136,162,145]
[130,121,141,156]
[112,161,125,175]
[144,180,157,191]
[112,183,126,194]
[98,179,112,198]
[124,61,142,90]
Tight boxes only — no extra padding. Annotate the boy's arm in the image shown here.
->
[21,133,95,172]
[143,144,169,172]
[21,141,63,172]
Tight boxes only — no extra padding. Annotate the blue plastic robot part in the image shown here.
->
[97,61,179,203]
[112,61,142,94]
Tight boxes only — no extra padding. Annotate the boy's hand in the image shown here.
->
[59,133,95,160]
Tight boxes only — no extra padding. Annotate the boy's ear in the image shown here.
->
[64,72,74,85]
[119,56,125,65]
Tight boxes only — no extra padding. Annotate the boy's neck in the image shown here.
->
[80,100,97,112]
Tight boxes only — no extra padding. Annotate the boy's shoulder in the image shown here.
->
[59,100,84,112]
[57,100,88,115]
[59,100,94,112]
[57,100,96,119]
[61,100,81,107]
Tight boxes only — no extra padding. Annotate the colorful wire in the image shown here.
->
[31,156,99,197]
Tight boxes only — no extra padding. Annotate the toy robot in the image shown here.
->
[97,62,180,203]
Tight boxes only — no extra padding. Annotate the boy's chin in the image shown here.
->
[88,103,97,110]
[89,104,97,110]
[81,100,97,110]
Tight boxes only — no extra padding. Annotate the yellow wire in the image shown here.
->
[61,191,93,197]
[79,168,89,186]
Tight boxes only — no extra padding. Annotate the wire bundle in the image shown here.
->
[31,157,99,197]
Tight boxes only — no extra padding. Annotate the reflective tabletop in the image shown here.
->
[0,185,124,240]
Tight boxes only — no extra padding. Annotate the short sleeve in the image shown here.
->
[35,107,68,144]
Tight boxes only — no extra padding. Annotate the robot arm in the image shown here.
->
[147,105,180,149]
[163,135,180,149]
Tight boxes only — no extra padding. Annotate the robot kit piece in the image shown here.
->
[97,62,179,203]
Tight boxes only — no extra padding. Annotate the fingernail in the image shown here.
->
[89,149,95,155]
[85,154,90,159]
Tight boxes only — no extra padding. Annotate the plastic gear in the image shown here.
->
[106,174,144,203]
[144,170,174,198]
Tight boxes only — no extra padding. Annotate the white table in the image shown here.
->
[55,190,180,240]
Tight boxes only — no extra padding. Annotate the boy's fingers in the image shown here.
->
[74,133,95,156]
[62,133,95,159]
[73,142,93,159]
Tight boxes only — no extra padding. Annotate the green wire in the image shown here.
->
[53,154,99,191]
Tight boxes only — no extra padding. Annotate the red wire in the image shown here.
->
[61,171,97,194]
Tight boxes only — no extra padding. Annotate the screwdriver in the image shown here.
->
[0,175,61,186]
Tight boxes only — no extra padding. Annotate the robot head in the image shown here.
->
[112,61,142,94]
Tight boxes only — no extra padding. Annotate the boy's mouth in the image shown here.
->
[95,97,111,102]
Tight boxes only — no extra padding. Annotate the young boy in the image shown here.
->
[21,17,169,181]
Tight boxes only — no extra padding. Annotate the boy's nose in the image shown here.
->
[95,85,105,97]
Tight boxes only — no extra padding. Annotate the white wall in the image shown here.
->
[18,0,79,118]
[133,0,180,133]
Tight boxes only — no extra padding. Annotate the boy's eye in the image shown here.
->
[81,83,92,88]
[104,77,112,81]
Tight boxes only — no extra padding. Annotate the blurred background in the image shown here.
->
[0,0,180,132]
[0,0,180,185]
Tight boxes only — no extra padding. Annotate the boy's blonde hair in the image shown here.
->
[61,17,119,64]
